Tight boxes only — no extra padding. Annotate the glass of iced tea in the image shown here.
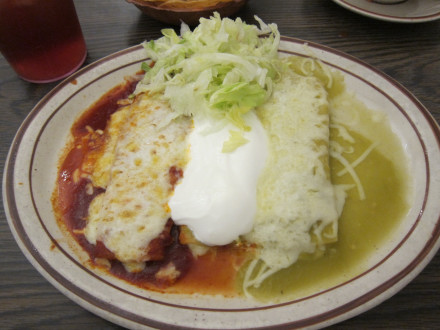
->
[0,0,87,83]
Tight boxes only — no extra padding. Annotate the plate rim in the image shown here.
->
[332,0,440,23]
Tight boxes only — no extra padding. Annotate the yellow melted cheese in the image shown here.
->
[85,94,191,263]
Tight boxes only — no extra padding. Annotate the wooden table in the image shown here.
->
[1,0,439,328]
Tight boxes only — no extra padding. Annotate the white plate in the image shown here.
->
[3,38,440,329]
[332,0,440,23]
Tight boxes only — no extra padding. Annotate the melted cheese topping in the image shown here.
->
[91,107,129,188]
[84,94,191,263]
[244,72,344,287]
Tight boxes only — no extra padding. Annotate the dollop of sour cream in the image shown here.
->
[169,111,268,246]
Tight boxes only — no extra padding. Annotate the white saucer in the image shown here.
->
[332,0,440,23]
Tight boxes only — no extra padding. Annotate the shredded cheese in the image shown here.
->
[337,141,380,177]
[330,147,366,201]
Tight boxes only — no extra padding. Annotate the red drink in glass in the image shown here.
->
[0,0,87,83]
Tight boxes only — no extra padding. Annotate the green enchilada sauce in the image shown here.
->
[239,104,410,302]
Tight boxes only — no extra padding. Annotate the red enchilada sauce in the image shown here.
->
[53,77,250,295]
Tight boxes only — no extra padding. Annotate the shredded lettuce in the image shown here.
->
[135,12,281,130]
[222,130,250,153]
